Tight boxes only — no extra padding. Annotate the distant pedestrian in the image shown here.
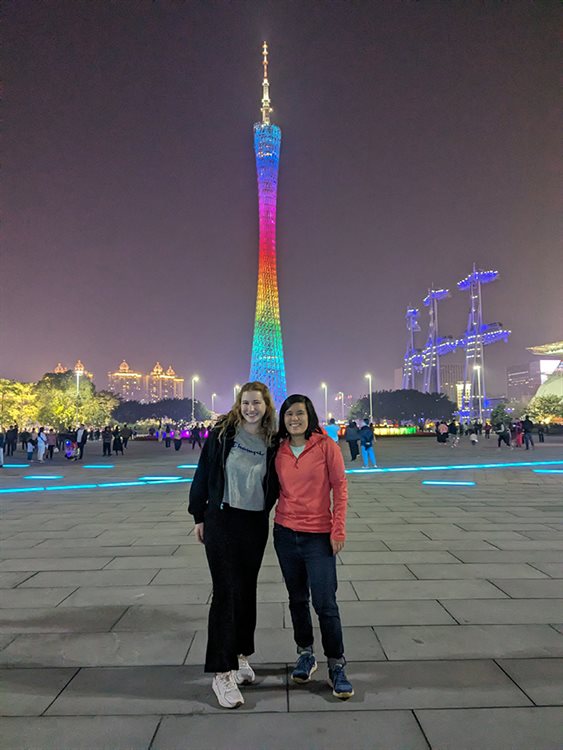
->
[112,428,124,455]
[190,424,202,450]
[0,429,4,467]
[344,420,360,461]
[76,424,88,460]
[324,418,340,443]
[359,419,376,468]
[484,422,491,439]
[46,429,57,460]
[36,428,47,462]
[495,422,511,449]
[537,423,545,443]
[121,424,132,448]
[173,432,183,451]
[437,422,449,443]
[522,415,535,450]
[102,426,112,456]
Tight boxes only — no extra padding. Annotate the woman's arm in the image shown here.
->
[188,433,213,523]
[325,438,348,542]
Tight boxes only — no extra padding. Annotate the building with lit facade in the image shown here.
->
[439,363,464,402]
[146,362,184,402]
[507,359,562,402]
[107,360,145,401]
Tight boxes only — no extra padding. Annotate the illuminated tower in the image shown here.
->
[249,42,287,406]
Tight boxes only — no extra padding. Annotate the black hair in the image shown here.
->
[278,394,323,441]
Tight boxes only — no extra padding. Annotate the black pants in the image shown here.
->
[123,438,129,449]
[47,446,54,460]
[103,443,112,456]
[204,504,268,673]
[191,437,202,449]
[346,440,359,460]
[79,443,85,459]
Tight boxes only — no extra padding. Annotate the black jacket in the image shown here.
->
[188,425,279,523]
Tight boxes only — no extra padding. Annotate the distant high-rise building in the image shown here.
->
[440,363,464,402]
[146,362,184,402]
[507,360,561,402]
[107,360,145,401]
[456,381,471,411]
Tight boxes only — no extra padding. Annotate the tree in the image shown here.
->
[34,372,118,427]
[350,389,455,423]
[490,402,512,427]
[0,379,38,426]
[526,395,563,423]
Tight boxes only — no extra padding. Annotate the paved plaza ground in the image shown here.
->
[1,434,562,749]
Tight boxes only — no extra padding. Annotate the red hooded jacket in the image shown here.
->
[274,431,348,541]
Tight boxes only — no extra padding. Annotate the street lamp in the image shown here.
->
[474,364,483,422]
[233,384,241,403]
[191,375,199,422]
[321,382,328,424]
[74,360,85,396]
[211,393,217,413]
[338,391,345,420]
[365,373,373,423]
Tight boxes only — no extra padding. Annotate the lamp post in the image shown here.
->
[211,393,217,413]
[338,391,345,420]
[474,365,483,422]
[191,375,199,422]
[321,382,328,424]
[365,373,373,423]
[233,384,240,403]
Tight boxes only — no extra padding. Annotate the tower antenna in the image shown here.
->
[261,41,272,124]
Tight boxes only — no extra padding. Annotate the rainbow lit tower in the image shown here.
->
[249,42,287,406]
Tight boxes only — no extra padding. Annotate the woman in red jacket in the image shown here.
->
[274,394,354,699]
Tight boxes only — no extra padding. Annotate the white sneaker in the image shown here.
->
[235,655,256,685]
[212,671,245,709]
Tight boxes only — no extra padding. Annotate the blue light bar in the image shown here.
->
[83,464,115,469]
[23,475,64,480]
[533,469,563,474]
[422,480,476,486]
[3,464,30,468]
[0,486,45,494]
[177,464,198,469]
[346,460,563,475]
[138,476,185,481]
[46,483,99,491]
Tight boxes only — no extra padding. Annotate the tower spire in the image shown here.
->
[261,41,272,124]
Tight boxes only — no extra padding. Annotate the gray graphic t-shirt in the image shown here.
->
[223,428,267,511]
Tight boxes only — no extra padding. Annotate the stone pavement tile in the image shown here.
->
[415,707,563,750]
[374,624,563,660]
[0,632,194,667]
[353,579,506,600]
[257,581,358,602]
[1,541,42,550]
[495,541,563,550]
[520,531,563,540]
[185,626,385,665]
[448,549,563,563]
[0,588,76,609]
[47,664,287,715]
[497,658,563,705]
[152,711,428,750]
[0,667,76,715]
[384,540,498,550]
[18,570,159,588]
[59,584,211,607]
[0,716,159,750]
[407,563,547,579]
[551,624,563,635]
[113,602,284,631]
[0,557,114,571]
[287,659,530,711]
[33,537,142,549]
[491,579,563,598]
[10,530,105,540]
[334,564,416,580]
[0,545,179,558]
[332,600,456,626]
[441,598,563,624]
[104,556,189,570]
[0,571,35,587]
[338,551,460,564]
[0,606,127,634]
[529,563,563,577]
[150,568,212,585]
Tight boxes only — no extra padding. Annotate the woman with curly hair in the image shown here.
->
[188,381,279,709]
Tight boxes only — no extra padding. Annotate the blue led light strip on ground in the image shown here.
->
[533,469,563,474]
[23,475,64,480]
[345,460,563,475]
[177,464,198,469]
[422,480,476,486]
[0,477,192,495]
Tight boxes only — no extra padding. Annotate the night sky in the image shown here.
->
[3,1,561,413]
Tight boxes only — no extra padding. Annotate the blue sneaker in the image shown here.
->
[291,652,318,683]
[328,664,354,699]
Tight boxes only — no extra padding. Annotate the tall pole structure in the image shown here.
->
[249,42,287,407]
[365,373,373,422]
[321,383,328,424]
[191,376,199,422]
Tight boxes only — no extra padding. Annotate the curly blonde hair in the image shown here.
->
[217,381,277,446]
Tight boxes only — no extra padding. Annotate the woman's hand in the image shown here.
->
[194,522,204,544]
[331,539,345,555]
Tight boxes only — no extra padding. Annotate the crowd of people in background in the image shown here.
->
[432,416,547,450]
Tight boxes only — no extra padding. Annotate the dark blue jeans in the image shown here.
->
[273,523,344,660]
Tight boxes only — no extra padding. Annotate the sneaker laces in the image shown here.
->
[217,671,238,691]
